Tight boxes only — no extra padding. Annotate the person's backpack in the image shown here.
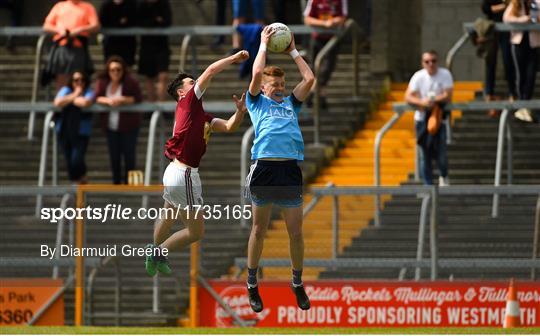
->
[427,104,443,135]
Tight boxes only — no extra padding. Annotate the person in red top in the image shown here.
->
[145,50,250,276]
[303,0,348,108]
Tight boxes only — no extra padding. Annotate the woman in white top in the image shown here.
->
[96,55,143,184]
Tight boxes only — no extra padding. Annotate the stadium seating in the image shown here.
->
[320,85,540,280]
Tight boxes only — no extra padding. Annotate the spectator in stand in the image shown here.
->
[273,0,287,23]
[137,0,172,102]
[504,0,540,122]
[43,0,100,90]
[95,56,143,185]
[212,0,228,48]
[53,70,94,184]
[231,0,265,53]
[0,0,24,51]
[482,0,517,117]
[405,50,453,186]
[99,0,137,67]
[303,0,348,109]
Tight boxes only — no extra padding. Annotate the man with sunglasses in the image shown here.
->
[405,50,454,186]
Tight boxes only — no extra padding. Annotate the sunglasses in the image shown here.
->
[73,77,84,82]
[423,59,437,64]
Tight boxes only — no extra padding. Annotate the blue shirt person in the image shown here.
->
[243,26,315,313]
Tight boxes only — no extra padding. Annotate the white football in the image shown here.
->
[267,22,292,53]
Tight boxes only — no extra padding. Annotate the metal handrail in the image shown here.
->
[28,34,47,140]
[332,193,339,259]
[36,110,55,216]
[313,18,362,145]
[179,34,194,73]
[86,256,121,326]
[52,193,73,279]
[533,195,540,280]
[415,194,431,281]
[373,110,403,226]
[0,25,337,37]
[235,257,540,269]
[28,274,74,326]
[142,110,161,209]
[239,126,255,228]
[492,109,511,218]
[197,275,247,327]
[303,182,334,218]
[446,22,540,72]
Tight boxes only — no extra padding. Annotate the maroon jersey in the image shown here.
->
[304,0,348,40]
[164,84,214,167]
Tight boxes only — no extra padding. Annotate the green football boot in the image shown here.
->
[144,244,157,277]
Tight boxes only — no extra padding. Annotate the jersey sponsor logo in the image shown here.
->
[267,103,295,120]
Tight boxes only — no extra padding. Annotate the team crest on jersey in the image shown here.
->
[204,121,212,144]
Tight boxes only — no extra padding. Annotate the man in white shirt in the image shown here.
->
[405,50,454,186]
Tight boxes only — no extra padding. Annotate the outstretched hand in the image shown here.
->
[232,93,247,113]
[261,25,275,44]
[232,50,250,63]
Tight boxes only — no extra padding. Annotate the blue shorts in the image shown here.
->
[246,160,303,208]
[233,0,265,20]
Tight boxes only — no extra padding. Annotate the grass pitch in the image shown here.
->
[2,327,540,334]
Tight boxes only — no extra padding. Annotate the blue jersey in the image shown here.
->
[246,91,304,160]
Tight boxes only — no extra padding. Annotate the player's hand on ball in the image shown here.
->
[233,93,247,113]
[261,25,275,44]
[284,32,296,53]
[233,50,249,63]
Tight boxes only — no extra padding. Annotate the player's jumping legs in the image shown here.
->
[283,206,310,310]
[146,201,204,276]
[246,203,272,313]
[157,204,204,252]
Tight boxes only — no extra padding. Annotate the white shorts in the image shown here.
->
[162,162,203,208]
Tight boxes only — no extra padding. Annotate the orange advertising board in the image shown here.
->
[0,278,64,326]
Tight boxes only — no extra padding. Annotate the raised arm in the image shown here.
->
[249,26,274,96]
[197,50,249,93]
[288,35,315,102]
[212,93,248,133]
